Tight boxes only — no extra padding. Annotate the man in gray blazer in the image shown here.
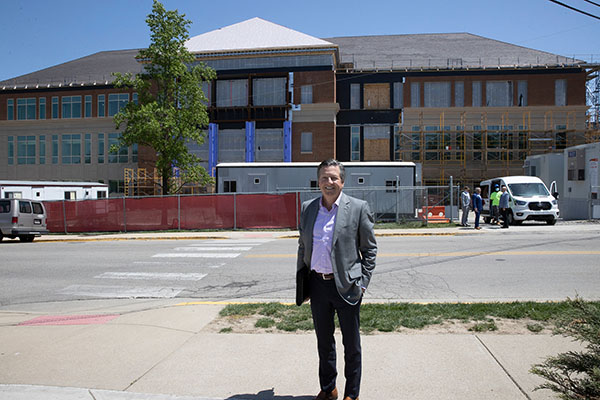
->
[297,159,377,400]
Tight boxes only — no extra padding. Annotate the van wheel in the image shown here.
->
[484,217,491,224]
[547,218,557,225]
[507,212,515,226]
[0,233,3,242]
[19,235,35,242]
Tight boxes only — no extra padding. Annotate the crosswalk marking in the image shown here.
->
[172,246,251,251]
[95,272,207,281]
[59,285,184,299]
[152,253,240,258]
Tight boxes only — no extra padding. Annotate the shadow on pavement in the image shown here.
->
[226,388,313,400]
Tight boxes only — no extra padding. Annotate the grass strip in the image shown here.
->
[218,301,600,333]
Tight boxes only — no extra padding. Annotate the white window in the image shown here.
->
[486,81,513,107]
[351,126,360,161]
[424,82,451,107]
[350,84,360,109]
[393,82,403,109]
[217,80,248,107]
[472,81,482,107]
[455,82,464,107]
[301,132,313,153]
[410,82,420,107]
[555,79,567,106]
[301,85,313,104]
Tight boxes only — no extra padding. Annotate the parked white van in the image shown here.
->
[479,176,559,225]
[0,199,48,242]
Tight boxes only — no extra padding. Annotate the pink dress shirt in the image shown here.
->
[310,195,341,274]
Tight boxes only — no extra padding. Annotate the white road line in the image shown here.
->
[152,253,240,258]
[173,246,252,251]
[95,272,207,281]
[58,285,184,299]
[133,261,224,268]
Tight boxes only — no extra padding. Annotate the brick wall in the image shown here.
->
[292,121,336,161]
[293,71,336,104]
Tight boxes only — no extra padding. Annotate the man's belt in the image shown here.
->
[312,270,334,280]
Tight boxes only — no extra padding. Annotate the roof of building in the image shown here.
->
[0,20,587,89]
[185,17,335,55]
[326,33,582,70]
[0,49,143,88]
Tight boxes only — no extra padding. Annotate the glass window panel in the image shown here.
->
[252,77,286,106]
[555,79,567,106]
[472,82,482,107]
[52,135,58,164]
[486,81,513,107]
[39,135,45,164]
[85,133,91,163]
[350,84,360,110]
[393,82,403,109]
[517,81,527,106]
[455,82,464,107]
[218,129,245,162]
[17,99,26,120]
[255,129,283,161]
[8,136,14,164]
[424,82,451,107]
[98,94,105,117]
[17,135,36,164]
[351,126,360,161]
[39,98,46,119]
[85,95,92,117]
[217,80,248,107]
[7,99,14,120]
[301,85,313,104]
[98,133,105,163]
[301,132,312,153]
[52,97,59,118]
[410,82,420,107]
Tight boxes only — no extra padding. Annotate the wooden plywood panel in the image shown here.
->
[364,83,390,109]
[364,139,390,160]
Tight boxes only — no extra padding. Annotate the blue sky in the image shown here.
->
[1,0,599,81]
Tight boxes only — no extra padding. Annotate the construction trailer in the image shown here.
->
[215,162,422,219]
[0,181,108,201]
[524,142,600,219]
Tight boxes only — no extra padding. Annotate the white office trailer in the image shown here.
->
[524,142,600,220]
[0,181,109,201]
[215,162,422,219]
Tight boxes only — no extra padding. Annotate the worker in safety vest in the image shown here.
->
[489,185,501,225]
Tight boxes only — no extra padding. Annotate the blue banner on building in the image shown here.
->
[208,123,218,177]
[283,121,292,162]
[245,121,255,162]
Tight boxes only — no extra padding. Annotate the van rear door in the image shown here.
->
[18,200,34,229]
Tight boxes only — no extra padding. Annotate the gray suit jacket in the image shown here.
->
[297,192,377,305]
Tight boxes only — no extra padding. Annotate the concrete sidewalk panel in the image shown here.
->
[128,333,320,398]
[0,323,193,391]
[110,304,223,333]
[129,333,527,399]
[0,384,94,399]
[477,334,584,400]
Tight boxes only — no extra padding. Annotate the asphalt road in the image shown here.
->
[1,225,599,306]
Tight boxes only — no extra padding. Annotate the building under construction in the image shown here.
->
[1,18,598,195]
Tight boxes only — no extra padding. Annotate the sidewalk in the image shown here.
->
[0,298,582,400]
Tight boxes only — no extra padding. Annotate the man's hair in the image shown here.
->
[463,186,470,191]
[317,159,345,182]
[475,187,481,193]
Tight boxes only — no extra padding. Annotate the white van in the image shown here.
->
[479,176,559,225]
[0,199,48,242]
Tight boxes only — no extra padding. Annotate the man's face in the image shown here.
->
[318,165,344,204]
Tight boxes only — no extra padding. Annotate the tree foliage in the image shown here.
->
[113,0,215,194]
[530,297,600,399]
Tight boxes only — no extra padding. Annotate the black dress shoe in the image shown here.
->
[315,387,338,400]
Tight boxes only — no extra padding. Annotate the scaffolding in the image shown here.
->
[124,168,163,197]
[399,110,590,185]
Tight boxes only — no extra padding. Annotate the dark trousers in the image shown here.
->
[474,210,481,228]
[310,272,362,399]
[501,208,510,228]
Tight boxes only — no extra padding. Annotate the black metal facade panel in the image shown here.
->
[336,126,351,162]
[337,110,401,125]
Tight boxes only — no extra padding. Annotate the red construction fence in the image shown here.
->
[43,193,300,233]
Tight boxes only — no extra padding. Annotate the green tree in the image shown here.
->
[113,0,215,194]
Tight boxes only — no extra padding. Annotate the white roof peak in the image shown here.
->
[186,17,336,54]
